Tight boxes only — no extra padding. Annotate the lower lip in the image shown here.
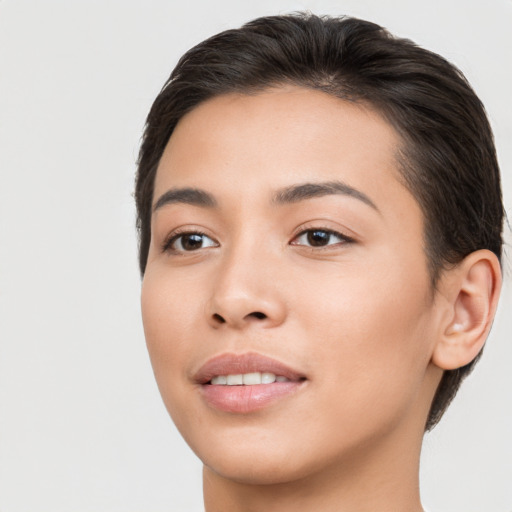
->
[200,382,303,413]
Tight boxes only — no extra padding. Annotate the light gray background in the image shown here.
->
[0,1,510,511]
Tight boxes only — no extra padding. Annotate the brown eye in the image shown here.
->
[167,232,218,252]
[306,230,331,247]
[291,229,351,248]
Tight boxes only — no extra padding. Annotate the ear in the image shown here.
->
[432,250,502,370]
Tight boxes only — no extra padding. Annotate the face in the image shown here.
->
[141,87,443,485]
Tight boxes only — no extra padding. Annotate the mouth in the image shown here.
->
[195,352,307,413]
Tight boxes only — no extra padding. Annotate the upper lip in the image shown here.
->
[194,352,306,384]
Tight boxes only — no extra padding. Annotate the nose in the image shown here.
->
[206,247,287,330]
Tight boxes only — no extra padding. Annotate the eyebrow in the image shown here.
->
[272,181,379,211]
[153,187,217,212]
[152,180,378,213]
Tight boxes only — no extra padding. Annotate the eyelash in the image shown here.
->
[162,227,354,254]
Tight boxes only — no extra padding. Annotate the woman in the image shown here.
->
[135,13,503,511]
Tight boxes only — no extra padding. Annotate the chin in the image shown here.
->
[175,420,316,485]
[179,418,365,489]
[201,449,318,486]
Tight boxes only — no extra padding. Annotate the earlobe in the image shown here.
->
[432,250,502,371]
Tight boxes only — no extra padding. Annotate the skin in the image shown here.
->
[141,86,501,511]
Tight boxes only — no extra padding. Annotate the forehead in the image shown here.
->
[154,86,419,223]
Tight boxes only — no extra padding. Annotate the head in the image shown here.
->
[136,12,502,463]
[136,13,503,432]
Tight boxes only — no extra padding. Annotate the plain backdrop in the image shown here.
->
[0,1,511,511]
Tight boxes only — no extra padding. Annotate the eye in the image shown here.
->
[164,231,218,253]
[291,229,352,248]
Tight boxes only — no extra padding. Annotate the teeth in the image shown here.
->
[226,374,243,385]
[243,372,261,385]
[210,372,291,385]
[261,372,276,384]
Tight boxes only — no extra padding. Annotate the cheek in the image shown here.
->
[296,259,434,418]
[142,262,205,336]
[141,271,203,433]
[141,269,200,384]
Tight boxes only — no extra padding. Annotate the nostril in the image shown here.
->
[210,310,269,326]
[248,311,267,320]
[212,313,226,323]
